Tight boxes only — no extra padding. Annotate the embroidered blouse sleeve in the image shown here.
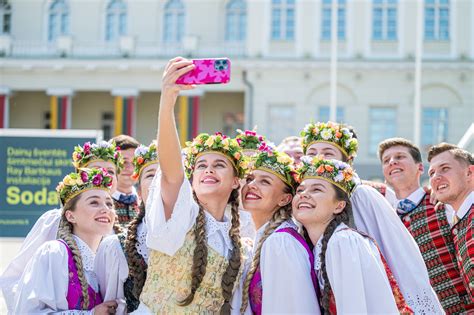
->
[145,170,198,255]
[325,229,399,314]
[350,184,442,314]
[12,240,93,314]
[0,208,61,312]
[260,233,320,314]
[95,235,128,314]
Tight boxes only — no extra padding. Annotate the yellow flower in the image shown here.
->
[74,178,84,186]
[234,152,241,160]
[277,154,292,165]
[63,176,75,186]
[205,137,215,147]
[222,138,230,150]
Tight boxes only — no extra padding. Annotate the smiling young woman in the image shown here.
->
[293,157,413,314]
[12,168,118,314]
[134,57,250,314]
[239,145,321,314]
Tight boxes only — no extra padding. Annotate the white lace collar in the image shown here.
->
[313,223,348,287]
[72,235,96,272]
[204,205,233,250]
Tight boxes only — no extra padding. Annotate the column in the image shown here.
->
[111,88,139,137]
[0,87,11,128]
[46,88,74,129]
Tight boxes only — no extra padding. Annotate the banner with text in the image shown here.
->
[0,129,102,237]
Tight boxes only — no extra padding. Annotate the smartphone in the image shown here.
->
[176,58,231,85]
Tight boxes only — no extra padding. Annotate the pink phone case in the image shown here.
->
[176,58,231,85]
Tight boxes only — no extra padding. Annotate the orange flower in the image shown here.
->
[343,169,353,181]
[234,152,241,160]
[335,131,342,139]
[316,165,325,174]
[131,172,139,180]
[137,157,144,165]
[325,165,334,172]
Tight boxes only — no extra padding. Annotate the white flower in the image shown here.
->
[301,155,313,164]
[321,129,333,140]
[98,141,109,148]
[135,145,149,156]
[334,172,344,182]
[303,124,311,133]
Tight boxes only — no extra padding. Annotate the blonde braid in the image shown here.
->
[57,215,91,310]
[220,188,242,314]
[178,193,208,306]
[240,203,292,313]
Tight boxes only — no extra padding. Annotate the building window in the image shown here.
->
[321,0,346,40]
[1,0,11,34]
[163,0,185,43]
[222,112,244,137]
[105,0,127,41]
[369,107,396,155]
[318,106,345,122]
[422,108,448,149]
[425,0,449,40]
[43,111,51,129]
[372,0,397,40]
[48,0,69,41]
[102,112,114,140]
[268,105,296,143]
[225,0,246,41]
[271,0,295,41]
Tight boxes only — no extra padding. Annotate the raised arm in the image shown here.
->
[157,57,195,220]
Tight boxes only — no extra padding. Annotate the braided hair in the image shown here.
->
[239,184,293,313]
[57,195,91,310]
[179,187,242,314]
[303,185,352,315]
[124,202,147,308]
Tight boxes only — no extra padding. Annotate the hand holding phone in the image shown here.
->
[176,58,231,85]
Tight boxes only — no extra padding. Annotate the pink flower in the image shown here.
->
[80,171,88,183]
[92,173,103,186]
[83,142,91,155]
[258,136,264,142]
[245,130,257,137]
[236,138,242,145]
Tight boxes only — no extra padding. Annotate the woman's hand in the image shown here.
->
[93,300,118,315]
[161,57,196,103]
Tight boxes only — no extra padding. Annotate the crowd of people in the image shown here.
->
[0,57,472,314]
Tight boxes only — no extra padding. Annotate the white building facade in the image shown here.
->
[0,0,473,178]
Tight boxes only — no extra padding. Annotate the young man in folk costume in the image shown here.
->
[300,121,443,313]
[379,138,472,313]
[428,143,474,308]
[111,134,141,226]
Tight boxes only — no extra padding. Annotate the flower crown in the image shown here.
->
[296,156,357,195]
[56,168,114,205]
[235,128,266,155]
[183,132,248,179]
[300,121,358,160]
[132,142,159,181]
[253,143,297,191]
[72,141,124,173]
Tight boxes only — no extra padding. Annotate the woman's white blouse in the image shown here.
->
[255,220,321,314]
[0,208,61,312]
[13,235,98,314]
[350,184,443,314]
[314,223,399,314]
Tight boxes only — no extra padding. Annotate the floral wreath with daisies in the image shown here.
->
[56,168,114,205]
[132,142,159,181]
[72,140,124,173]
[296,155,358,195]
[183,132,249,179]
[253,142,298,191]
[300,121,358,161]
